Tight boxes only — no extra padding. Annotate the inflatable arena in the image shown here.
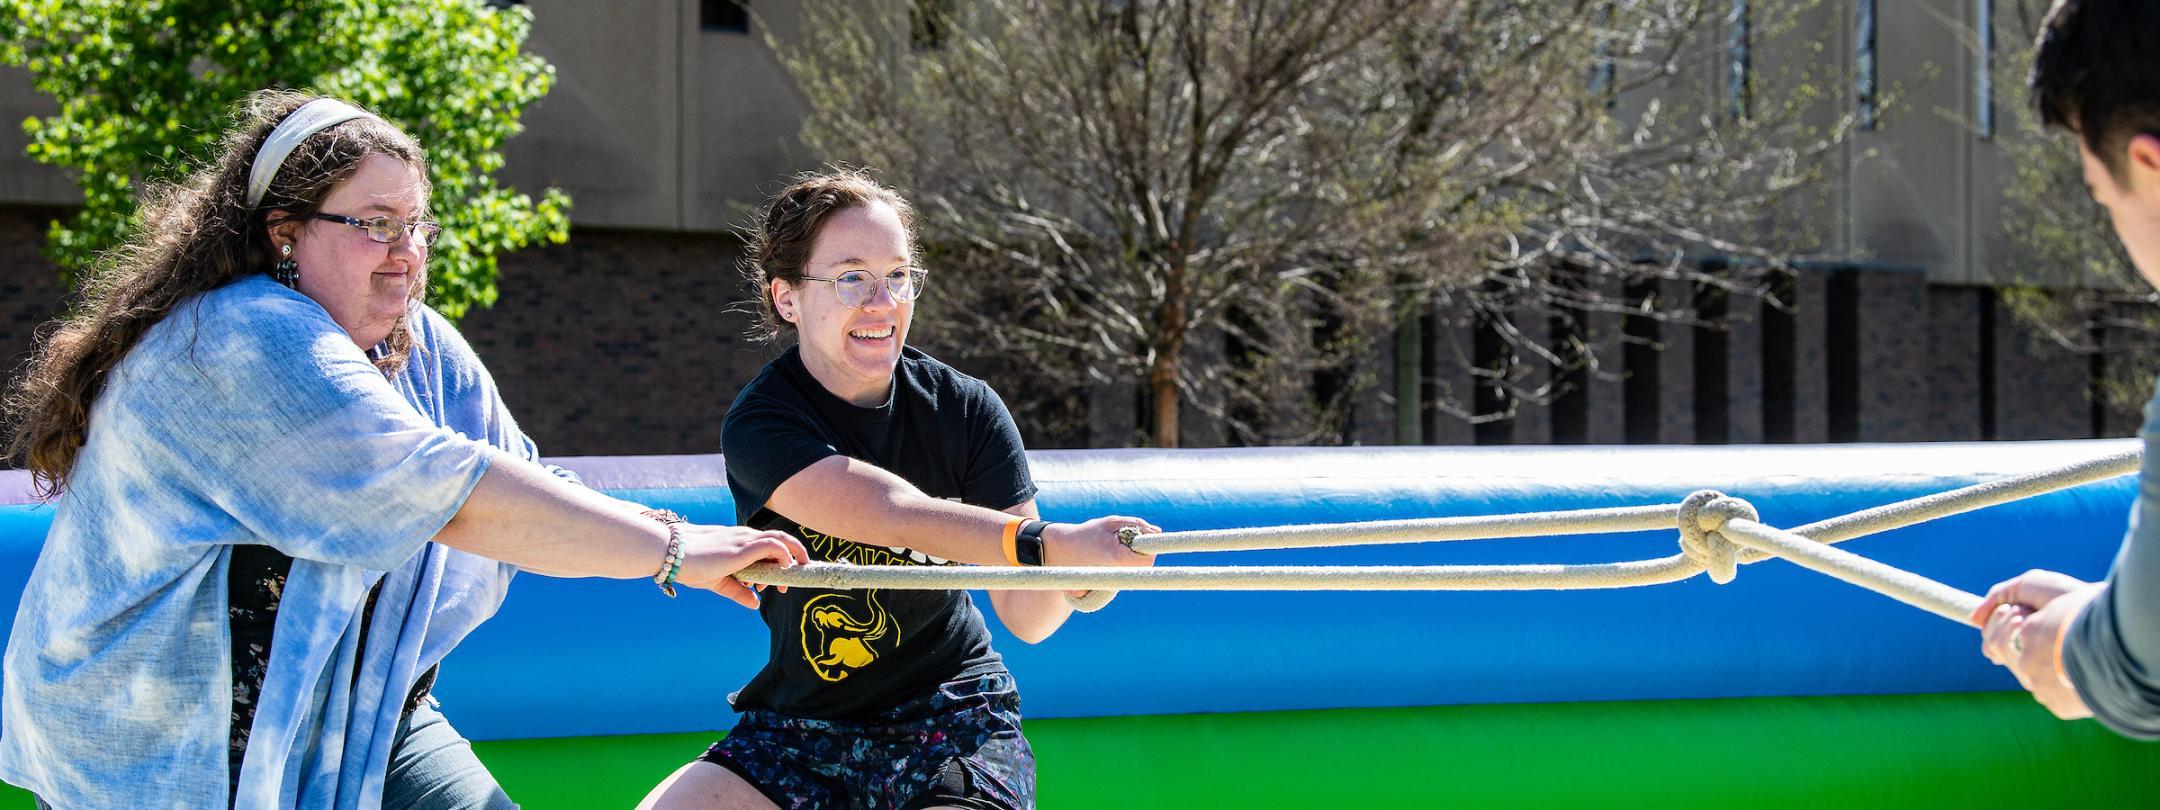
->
[3,441,2156,807]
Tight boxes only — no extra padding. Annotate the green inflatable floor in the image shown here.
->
[3,691,2152,807]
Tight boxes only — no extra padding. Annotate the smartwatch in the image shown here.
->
[1014,519,1050,566]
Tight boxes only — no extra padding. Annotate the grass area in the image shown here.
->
[479,691,2158,808]
[4,692,2151,807]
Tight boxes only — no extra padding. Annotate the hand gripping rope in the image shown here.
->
[731,448,2142,620]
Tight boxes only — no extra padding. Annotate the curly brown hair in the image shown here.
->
[2,89,430,496]
[742,167,917,342]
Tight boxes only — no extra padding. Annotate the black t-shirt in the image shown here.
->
[720,345,1037,720]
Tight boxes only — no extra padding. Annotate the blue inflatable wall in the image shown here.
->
[0,441,2141,743]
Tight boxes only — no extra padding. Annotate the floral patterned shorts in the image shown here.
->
[698,671,1034,810]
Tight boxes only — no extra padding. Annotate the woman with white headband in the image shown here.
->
[0,90,809,809]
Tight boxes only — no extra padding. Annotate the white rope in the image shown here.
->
[1715,518,1983,625]
[1122,504,1679,554]
[743,559,1697,591]
[1778,447,2139,545]
[731,447,2142,625]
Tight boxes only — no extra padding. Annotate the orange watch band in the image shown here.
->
[1001,517,1025,567]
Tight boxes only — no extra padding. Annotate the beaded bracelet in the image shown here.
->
[643,509,688,598]
[655,523,686,597]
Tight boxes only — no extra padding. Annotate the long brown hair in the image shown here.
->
[742,167,917,343]
[2,89,430,496]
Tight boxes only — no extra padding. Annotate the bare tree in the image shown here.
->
[775,0,1845,446]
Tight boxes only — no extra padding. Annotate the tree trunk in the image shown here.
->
[1395,303,1424,444]
[1150,254,1192,447]
[1148,346,1181,448]
[1147,319,1189,447]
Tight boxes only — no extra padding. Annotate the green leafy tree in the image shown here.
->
[0,0,569,318]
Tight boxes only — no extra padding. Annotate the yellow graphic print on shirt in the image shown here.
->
[797,525,955,567]
[792,524,951,682]
[801,590,895,682]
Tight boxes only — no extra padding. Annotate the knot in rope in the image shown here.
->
[1678,490,1759,584]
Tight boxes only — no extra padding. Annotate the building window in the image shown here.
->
[1976,0,1994,139]
[1589,1,1616,105]
[702,0,749,33]
[1857,0,1877,130]
[1622,279,1664,445]
[912,0,956,51]
[1727,0,1751,121]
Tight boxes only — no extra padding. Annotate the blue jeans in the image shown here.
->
[33,698,514,809]
[382,698,520,810]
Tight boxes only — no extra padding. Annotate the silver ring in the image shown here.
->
[2008,625,2027,658]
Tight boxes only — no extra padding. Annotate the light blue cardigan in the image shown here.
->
[0,276,558,808]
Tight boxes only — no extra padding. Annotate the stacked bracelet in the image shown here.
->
[643,509,688,598]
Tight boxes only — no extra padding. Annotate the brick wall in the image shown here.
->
[457,227,774,455]
[0,207,70,387]
[1353,269,2135,450]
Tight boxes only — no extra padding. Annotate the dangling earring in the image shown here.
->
[273,243,299,288]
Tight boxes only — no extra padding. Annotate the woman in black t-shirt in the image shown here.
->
[640,169,1158,810]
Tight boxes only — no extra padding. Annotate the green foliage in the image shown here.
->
[0,0,570,319]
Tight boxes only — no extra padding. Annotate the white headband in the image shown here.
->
[245,98,378,207]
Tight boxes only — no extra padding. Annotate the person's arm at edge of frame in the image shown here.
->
[1973,570,2099,719]
[1972,539,2160,737]
[2061,518,2160,738]
[1974,374,2160,733]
